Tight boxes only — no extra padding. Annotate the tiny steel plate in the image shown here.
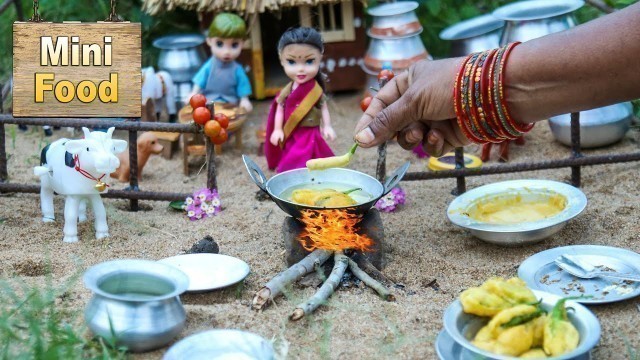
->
[163,329,273,360]
[158,254,250,292]
[518,245,640,304]
[435,330,591,360]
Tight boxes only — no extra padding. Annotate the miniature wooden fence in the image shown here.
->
[375,112,640,194]
[0,96,217,211]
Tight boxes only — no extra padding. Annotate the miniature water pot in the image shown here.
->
[83,259,189,352]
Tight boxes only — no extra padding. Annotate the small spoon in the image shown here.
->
[306,143,358,171]
[554,255,640,282]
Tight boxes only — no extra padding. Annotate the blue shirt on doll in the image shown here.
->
[192,58,252,102]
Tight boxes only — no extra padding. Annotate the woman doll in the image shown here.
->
[265,27,336,172]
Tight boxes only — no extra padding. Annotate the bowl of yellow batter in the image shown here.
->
[447,180,587,245]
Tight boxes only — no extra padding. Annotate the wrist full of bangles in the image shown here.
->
[453,42,534,145]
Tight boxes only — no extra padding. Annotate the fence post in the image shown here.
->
[0,84,6,184]
[376,142,387,182]
[128,126,139,211]
[570,112,581,187]
[205,137,217,190]
[454,147,466,195]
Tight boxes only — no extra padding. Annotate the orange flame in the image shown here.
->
[298,210,373,252]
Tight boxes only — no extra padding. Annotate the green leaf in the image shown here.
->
[169,201,185,211]
[426,0,442,16]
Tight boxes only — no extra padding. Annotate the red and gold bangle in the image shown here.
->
[464,52,492,143]
[482,48,513,141]
[454,54,479,143]
[491,45,521,138]
[455,53,484,143]
[498,42,533,134]
[473,49,502,143]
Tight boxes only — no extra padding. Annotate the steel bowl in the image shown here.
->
[439,14,505,57]
[163,329,274,360]
[84,259,189,352]
[443,289,601,360]
[367,1,421,38]
[549,102,633,148]
[243,155,409,219]
[493,0,583,44]
[447,179,587,246]
[154,34,207,83]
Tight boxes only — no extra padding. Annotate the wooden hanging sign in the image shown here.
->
[13,22,141,117]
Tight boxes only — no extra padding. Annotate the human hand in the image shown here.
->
[354,58,471,157]
[321,126,336,142]
[270,128,284,146]
[239,97,253,113]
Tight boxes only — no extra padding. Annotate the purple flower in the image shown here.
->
[184,188,223,221]
[375,186,406,213]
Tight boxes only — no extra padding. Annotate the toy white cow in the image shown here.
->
[34,127,127,243]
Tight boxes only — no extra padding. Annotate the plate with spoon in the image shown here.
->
[518,245,640,304]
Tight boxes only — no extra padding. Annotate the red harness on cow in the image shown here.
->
[73,154,109,191]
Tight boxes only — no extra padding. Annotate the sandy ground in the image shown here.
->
[1,93,639,359]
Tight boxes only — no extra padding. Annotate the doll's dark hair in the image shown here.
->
[277,27,328,91]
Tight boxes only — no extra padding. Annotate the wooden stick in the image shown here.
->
[348,258,395,302]
[252,249,331,311]
[351,253,394,287]
[290,251,348,321]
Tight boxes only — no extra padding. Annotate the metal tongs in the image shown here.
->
[554,254,640,282]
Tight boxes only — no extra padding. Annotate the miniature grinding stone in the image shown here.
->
[187,235,220,254]
[283,209,387,270]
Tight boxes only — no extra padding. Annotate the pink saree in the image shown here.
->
[264,80,334,172]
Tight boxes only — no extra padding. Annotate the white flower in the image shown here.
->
[195,213,202,219]
[198,193,207,201]
[206,207,215,215]
[187,210,195,217]
[186,197,194,205]
[200,203,209,211]
[211,198,221,207]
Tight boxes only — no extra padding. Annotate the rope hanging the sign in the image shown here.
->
[105,0,123,22]
[29,0,43,22]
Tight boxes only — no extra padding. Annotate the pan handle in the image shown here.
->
[383,161,410,196]
[242,155,268,192]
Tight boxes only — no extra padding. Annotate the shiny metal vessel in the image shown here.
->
[84,259,189,352]
[439,14,504,57]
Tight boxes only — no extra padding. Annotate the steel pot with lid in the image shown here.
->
[549,102,633,148]
[493,0,584,44]
[367,1,422,38]
[154,34,207,83]
[439,14,504,57]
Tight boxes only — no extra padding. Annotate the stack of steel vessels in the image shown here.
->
[362,1,430,94]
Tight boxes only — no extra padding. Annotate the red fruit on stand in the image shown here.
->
[210,128,228,145]
[192,107,211,126]
[378,69,395,81]
[203,120,222,138]
[214,113,230,129]
[360,96,372,112]
[189,94,207,109]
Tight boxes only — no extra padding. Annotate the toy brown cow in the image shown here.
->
[111,132,163,182]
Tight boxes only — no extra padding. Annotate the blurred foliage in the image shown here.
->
[0,0,200,81]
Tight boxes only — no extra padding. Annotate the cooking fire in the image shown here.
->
[252,209,395,321]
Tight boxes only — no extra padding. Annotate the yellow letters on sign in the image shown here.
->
[13,22,141,117]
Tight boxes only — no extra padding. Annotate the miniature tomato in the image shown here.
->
[378,69,395,81]
[210,128,228,145]
[360,96,372,112]
[204,120,222,138]
[189,94,207,109]
[214,113,230,129]
[192,107,211,126]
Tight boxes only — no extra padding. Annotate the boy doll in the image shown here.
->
[189,13,253,112]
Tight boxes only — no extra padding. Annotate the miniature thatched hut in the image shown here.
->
[143,0,368,99]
